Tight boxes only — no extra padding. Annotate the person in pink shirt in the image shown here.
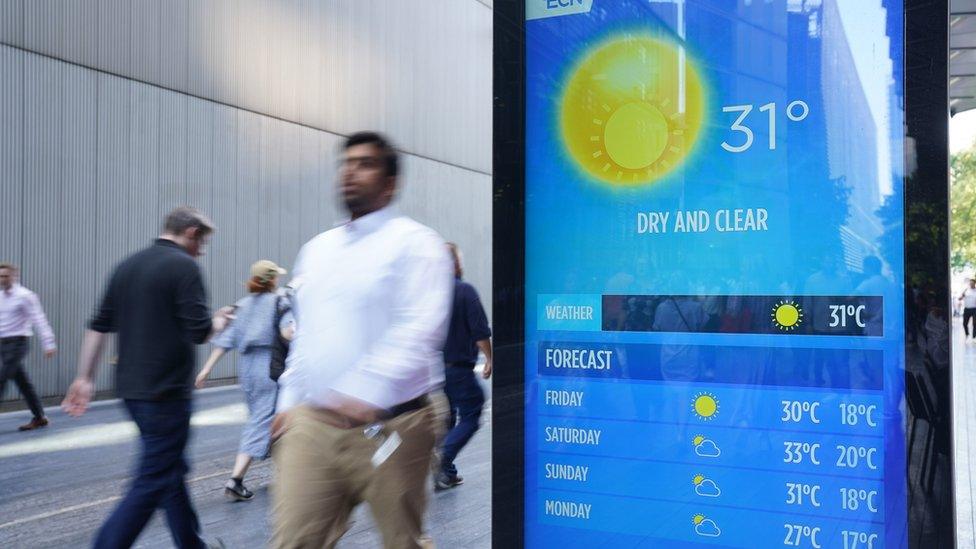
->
[0,263,56,431]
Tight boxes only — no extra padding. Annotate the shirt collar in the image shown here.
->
[155,238,191,255]
[342,206,397,238]
[2,283,20,297]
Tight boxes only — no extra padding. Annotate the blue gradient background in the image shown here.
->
[524,1,906,547]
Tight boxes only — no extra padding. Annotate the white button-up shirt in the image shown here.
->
[276,207,454,412]
[0,284,56,352]
[963,288,976,309]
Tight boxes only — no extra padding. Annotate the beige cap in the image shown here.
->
[250,260,287,282]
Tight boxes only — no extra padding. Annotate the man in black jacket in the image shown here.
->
[62,206,233,549]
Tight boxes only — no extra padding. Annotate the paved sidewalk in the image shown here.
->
[0,385,491,548]
[955,318,976,548]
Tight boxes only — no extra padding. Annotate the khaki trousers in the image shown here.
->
[272,404,436,549]
[428,391,450,476]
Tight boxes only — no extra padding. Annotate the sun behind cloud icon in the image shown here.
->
[693,515,722,537]
[772,300,803,331]
[559,34,706,186]
[693,475,721,498]
[693,435,721,458]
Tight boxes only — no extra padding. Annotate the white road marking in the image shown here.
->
[0,403,246,458]
[0,384,240,419]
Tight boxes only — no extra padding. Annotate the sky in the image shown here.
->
[835,0,893,196]
[952,109,976,154]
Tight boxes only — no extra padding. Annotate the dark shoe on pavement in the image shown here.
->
[224,479,254,501]
[434,472,464,491]
[18,417,49,431]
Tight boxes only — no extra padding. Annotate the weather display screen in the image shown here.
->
[524,1,906,548]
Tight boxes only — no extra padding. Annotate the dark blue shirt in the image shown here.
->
[443,278,492,365]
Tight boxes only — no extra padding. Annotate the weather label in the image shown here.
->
[524,1,906,548]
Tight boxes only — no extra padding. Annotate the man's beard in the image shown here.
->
[343,195,368,216]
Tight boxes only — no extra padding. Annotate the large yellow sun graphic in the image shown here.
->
[560,35,706,185]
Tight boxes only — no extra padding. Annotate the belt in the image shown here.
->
[0,336,27,343]
[384,394,429,419]
[308,394,430,429]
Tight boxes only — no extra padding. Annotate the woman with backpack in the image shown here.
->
[195,259,292,501]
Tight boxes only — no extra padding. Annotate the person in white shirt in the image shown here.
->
[959,278,976,339]
[270,132,453,549]
[0,263,56,431]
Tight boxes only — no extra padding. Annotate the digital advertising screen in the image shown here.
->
[518,1,918,547]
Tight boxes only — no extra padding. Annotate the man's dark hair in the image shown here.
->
[343,131,399,177]
[163,206,215,237]
[0,263,18,273]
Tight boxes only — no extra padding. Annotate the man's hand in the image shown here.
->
[211,306,236,333]
[194,371,209,390]
[62,378,94,417]
[482,359,493,379]
[271,411,292,441]
[44,349,56,359]
[326,392,382,425]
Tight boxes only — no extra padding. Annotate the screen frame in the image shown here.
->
[491,1,954,547]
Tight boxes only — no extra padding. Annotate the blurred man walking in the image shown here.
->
[271,132,453,549]
[0,263,57,431]
[960,278,976,340]
[62,206,232,549]
[436,243,492,490]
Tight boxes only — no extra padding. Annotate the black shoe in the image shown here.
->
[434,472,464,491]
[224,479,254,501]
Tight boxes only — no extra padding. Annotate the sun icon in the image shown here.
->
[692,392,719,420]
[772,300,803,331]
[693,474,706,486]
[692,514,706,525]
[560,34,706,186]
[693,435,706,446]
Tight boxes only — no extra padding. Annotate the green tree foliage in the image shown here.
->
[952,147,976,269]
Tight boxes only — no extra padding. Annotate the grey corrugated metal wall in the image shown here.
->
[0,1,492,404]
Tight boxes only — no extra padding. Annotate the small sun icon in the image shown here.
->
[693,435,706,446]
[693,474,706,486]
[693,514,706,525]
[692,392,719,420]
[771,300,803,331]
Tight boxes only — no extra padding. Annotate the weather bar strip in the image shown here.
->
[600,295,883,337]
[537,341,883,391]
